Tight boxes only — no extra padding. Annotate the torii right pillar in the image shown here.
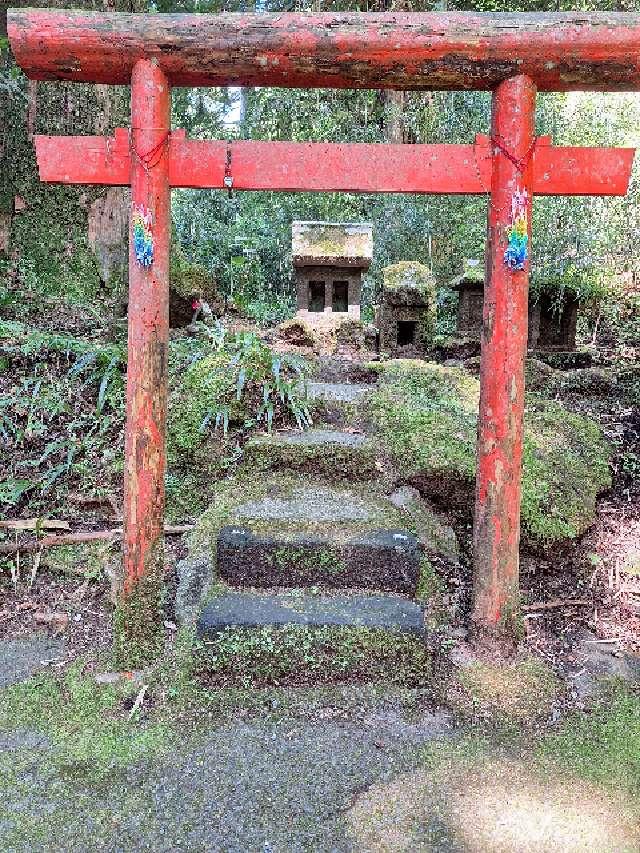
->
[473,74,536,637]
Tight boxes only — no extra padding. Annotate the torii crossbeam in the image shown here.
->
[8,9,638,657]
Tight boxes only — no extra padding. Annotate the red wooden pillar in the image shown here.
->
[472,74,536,636]
[118,59,171,664]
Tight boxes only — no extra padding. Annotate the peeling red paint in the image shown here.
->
[8,10,640,91]
[122,60,170,597]
[472,74,536,633]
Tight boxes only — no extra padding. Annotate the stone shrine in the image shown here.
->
[449,259,579,351]
[293,221,372,321]
[377,261,437,356]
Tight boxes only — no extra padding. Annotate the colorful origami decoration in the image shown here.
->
[132,205,154,267]
[504,188,529,271]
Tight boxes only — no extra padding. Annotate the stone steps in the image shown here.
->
[196,591,430,687]
[306,381,372,427]
[184,359,444,688]
[244,427,377,480]
[217,525,421,593]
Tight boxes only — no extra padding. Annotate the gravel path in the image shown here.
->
[0,709,454,852]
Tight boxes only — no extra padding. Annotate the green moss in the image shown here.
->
[453,657,561,730]
[243,432,379,481]
[112,550,165,669]
[0,664,172,784]
[383,261,435,294]
[195,624,431,688]
[538,682,640,795]
[269,546,347,576]
[372,359,612,546]
[170,244,216,302]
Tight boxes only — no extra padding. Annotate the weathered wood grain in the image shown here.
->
[8,9,640,91]
[32,131,635,196]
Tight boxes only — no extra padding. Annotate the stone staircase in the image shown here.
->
[177,360,459,688]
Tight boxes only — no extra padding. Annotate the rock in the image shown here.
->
[175,554,212,626]
[277,318,316,348]
[0,635,66,688]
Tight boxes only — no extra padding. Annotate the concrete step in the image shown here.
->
[218,527,420,593]
[306,382,372,427]
[306,382,372,404]
[244,428,377,480]
[217,481,420,593]
[196,591,430,687]
[311,357,380,385]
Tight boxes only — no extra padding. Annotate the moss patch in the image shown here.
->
[451,657,561,729]
[195,624,432,688]
[112,551,165,670]
[0,665,171,784]
[243,431,379,481]
[371,359,612,546]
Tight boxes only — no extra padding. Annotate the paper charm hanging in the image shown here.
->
[132,205,154,267]
[504,188,529,271]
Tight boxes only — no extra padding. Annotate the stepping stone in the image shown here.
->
[0,634,65,688]
[244,428,377,480]
[199,592,425,634]
[306,382,373,427]
[178,474,460,624]
[216,483,422,593]
[306,382,371,403]
[312,357,379,384]
[196,592,430,687]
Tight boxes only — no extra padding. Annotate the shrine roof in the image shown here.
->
[292,221,373,269]
[449,259,485,290]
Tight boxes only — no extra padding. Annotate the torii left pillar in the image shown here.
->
[116,59,171,666]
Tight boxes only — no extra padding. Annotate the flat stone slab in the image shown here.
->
[198,593,425,636]
[265,428,368,447]
[0,635,65,688]
[218,483,422,593]
[234,485,376,523]
[307,382,371,404]
[217,525,421,593]
[245,429,376,480]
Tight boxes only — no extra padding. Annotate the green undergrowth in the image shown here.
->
[0,664,172,785]
[371,359,612,546]
[195,624,432,689]
[538,681,640,795]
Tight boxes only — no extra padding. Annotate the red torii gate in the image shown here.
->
[7,9,637,655]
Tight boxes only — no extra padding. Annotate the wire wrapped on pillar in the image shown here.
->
[130,130,170,267]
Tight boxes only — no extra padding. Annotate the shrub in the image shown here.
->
[168,330,312,457]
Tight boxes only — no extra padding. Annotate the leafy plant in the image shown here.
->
[168,330,312,457]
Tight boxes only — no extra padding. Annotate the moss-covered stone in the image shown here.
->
[194,624,431,688]
[243,429,379,481]
[378,262,437,355]
[371,359,612,546]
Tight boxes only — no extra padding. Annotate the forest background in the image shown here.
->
[1,0,639,519]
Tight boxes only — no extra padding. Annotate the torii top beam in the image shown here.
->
[8,9,640,92]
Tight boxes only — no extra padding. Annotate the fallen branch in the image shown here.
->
[522,598,592,612]
[0,518,70,531]
[0,524,193,555]
[127,684,148,721]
